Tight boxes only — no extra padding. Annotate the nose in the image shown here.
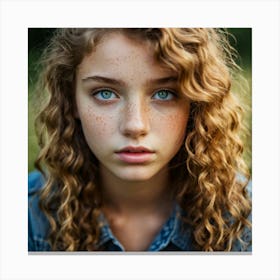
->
[120,98,150,139]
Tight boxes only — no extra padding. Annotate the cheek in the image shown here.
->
[156,111,188,146]
[79,106,115,143]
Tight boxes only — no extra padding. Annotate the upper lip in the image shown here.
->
[116,146,154,153]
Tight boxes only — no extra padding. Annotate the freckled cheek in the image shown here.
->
[153,112,189,145]
[79,107,116,141]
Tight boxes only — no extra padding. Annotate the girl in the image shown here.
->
[28,28,252,252]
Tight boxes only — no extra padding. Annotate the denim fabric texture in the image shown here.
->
[28,170,252,252]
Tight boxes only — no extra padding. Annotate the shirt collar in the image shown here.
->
[97,204,193,251]
[97,212,125,250]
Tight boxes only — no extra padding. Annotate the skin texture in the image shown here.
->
[76,32,190,184]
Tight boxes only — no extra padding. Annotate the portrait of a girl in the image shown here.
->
[28,28,252,252]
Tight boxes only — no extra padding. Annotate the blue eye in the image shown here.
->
[152,89,175,100]
[93,89,118,100]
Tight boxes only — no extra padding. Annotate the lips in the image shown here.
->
[118,146,153,153]
[115,146,155,164]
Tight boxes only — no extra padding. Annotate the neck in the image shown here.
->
[99,166,173,215]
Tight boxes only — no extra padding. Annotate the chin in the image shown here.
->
[113,166,161,182]
[116,172,155,182]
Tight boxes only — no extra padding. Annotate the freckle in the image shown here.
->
[126,104,133,114]
[166,114,180,129]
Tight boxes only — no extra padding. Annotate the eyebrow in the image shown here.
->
[82,76,125,87]
[149,76,178,85]
[81,75,178,86]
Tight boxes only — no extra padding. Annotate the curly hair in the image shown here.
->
[34,28,251,251]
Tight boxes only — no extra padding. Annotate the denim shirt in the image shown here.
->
[28,171,252,252]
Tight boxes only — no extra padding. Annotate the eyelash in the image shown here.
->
[91,88,177,102]
[91,88,119,101]
[152,89,177,100]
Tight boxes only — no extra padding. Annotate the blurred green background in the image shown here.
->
[28,28,252,173]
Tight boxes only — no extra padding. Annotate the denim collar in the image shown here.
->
[97,204,193,251]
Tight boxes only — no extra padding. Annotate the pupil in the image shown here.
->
[159,91,167,98]
[102,91,111,98]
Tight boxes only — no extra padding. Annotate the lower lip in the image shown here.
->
[116,152,154,164]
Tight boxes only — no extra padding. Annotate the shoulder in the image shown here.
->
[231,212,252,251]
[28,170,51,251]
[28,170,45,195]
[246,179,252,198]
[232,176,252,251]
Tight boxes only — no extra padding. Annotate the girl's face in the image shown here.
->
[75,32,190,182]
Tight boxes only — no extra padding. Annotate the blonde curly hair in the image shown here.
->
[34,28,251,251]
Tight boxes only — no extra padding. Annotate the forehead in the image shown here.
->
[77,32,176,79]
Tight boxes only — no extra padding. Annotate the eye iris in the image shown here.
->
[158,90,169,99]
[101,90,112,99]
